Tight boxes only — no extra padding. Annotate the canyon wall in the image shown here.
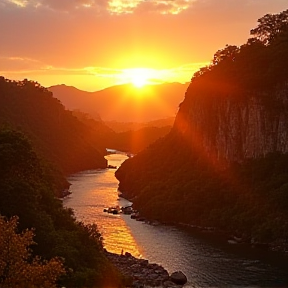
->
[174,82,288,164]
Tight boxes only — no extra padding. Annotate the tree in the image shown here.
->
[0,216,65,288]
[212,45,240,65]
[250,9,288,45]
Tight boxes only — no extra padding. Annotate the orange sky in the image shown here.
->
[0,0,287,91]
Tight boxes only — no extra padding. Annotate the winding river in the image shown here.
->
[63,153,288,287]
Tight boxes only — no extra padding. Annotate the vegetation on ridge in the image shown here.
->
[0,77,107,175]
[190,9,288,104]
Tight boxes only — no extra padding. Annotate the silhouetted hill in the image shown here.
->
[105,117,174,133]
[49,82,189,122]
[0,77,107,174]
[72,110,171,154]
[116,9,288,247]
[112,126,171,154]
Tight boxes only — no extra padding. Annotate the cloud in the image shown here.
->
[0,56,123,78]
[2,0,287,16]
[1,0,107,11]
[135,0,194,15]
[5,0,28,7]
[2,0,195,14]
[0,56,47,72]
[0,55,205,84]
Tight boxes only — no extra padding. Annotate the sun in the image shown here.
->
[122,68,155,88]
[131,73,148,88]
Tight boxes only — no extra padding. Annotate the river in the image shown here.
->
[63,153,288,287]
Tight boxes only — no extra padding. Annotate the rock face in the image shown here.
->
[174,82,288,165]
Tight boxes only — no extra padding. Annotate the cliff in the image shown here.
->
[174,81,288,165]
[116,79,288,243]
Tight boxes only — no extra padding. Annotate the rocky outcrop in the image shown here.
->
[105,251,187,287]
[174,82,288,165]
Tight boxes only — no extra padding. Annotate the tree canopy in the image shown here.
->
[0,216,65,288]
[250,9,288,45]
[191,9,288,93]
[0,127,121,287]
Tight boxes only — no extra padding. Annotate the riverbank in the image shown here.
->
[105,250,187,288]
[117,198,288,257]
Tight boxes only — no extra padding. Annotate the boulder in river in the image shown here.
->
[170,271,187,285]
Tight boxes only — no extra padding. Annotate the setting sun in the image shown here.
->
[131,74,148,88]
[122,68,160,88]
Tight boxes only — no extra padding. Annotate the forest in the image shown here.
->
[0,77,108,176]
[116,9,288,246]
[0,127,122,287]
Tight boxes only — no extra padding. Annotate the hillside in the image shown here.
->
[105,117,174,133]
[49,82,189,122]
[116,9,288,246]
[0,127,121,287]
[0,77,107,174]
[111,125,171,154]
[72,110,171,154]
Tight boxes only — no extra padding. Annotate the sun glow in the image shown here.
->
[130,73,149,88]
[122,68,160,88]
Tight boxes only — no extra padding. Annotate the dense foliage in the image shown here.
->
[116,132,288,242]
[0,77,107,175]
[0,216,65,288]
[116,9,288,243]
[0,128,121,287]
[191,9,288,98]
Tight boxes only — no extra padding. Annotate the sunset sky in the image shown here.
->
[1,0,287,91]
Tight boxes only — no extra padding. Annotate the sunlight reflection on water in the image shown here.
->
[64,154,143,257]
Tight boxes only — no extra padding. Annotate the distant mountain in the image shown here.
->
[72,110,171,154]
[105,117,175,133]
[111,126,171,154]
[49,82,189,122]
[0,77,107,174]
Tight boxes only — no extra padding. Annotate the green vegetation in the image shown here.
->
[0,216,65,288]
[116,9,288,244]
[0,77,107,175]
[191,9,288,98]
[117,133,288,242]
[0,128,121,287]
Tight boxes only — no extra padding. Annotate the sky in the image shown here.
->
[0,0,287,91]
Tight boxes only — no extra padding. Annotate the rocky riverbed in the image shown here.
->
[105,251,187,287]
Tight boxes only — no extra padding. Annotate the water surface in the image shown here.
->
[64,153,288,287]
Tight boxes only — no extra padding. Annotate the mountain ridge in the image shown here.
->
[49,82,189,122]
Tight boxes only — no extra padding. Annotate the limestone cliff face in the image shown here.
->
[174,82,288,164]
